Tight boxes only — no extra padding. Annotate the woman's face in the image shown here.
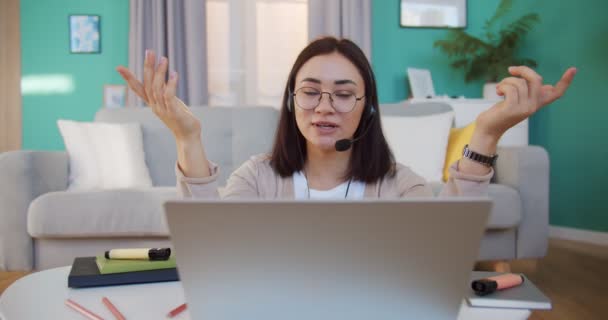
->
[293,52,366,152]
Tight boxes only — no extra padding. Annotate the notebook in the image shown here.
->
[95,254,176,274]
[165,199,492,320]
[467,271,551,310]
[68,257,179,288]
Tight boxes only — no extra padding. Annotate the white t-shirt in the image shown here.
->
[293,171,366,200]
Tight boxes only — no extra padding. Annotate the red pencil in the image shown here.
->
[167,303,187,318]
[65,299,104,320]
[102,297,126,320]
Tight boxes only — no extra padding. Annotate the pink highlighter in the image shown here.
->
[472,273,524,296]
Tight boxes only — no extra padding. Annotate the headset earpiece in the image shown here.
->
[287,90,293,112]
[363,62,377,120]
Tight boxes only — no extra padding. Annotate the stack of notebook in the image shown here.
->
[68,255,179,288]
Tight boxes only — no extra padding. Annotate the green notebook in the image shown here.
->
[95,255,177,274]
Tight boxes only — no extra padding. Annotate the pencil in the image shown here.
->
[102,297,127,320]
[167,303,187,318]
[65,299,105,320]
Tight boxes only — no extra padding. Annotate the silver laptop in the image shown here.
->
[164,199,491,320]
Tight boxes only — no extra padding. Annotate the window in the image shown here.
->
[206,0,308,108]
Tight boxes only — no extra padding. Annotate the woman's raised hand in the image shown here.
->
[476,66,577,140]
[457,66,576,176]
[116,50,201,142]
[117,50,210,178]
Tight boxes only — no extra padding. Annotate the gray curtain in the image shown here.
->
[308,0,372,59]
[128,0,209,107]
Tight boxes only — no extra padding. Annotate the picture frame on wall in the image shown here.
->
[69,14,101,53]
[103,85,126,108]
[400,0,467,28]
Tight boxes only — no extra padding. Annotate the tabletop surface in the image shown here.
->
[0,267,530,320]
[0,266,190,319]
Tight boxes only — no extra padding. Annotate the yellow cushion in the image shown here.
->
[443,121,476,182]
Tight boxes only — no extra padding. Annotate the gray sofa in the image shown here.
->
[0,104,549,271]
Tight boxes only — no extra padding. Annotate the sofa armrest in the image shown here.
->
[0,151,68,271]
[494,145,549,259]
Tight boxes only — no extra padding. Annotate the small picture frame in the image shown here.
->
[103,85,126,108]
[69,15,101,53]
[407,68,436,99]
[400,0,467,28]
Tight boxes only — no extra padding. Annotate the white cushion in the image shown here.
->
[57,120,153,190]
[381,111,454,182]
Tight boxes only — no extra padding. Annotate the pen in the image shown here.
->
[65,299,104,320]
[102,297,126,320]
[167,303,187,318]
[104,248,171,260]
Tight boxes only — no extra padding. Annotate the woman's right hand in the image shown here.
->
[116,50,201,142]
[117,50,211,179]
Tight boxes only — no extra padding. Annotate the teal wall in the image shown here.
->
[372,0,608,232]
[21,0,129,150]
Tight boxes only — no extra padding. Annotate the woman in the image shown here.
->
[116,37,575,200]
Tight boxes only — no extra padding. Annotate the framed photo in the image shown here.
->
[69,15,101,53]
[400,0,467,28]
[103,85,126,108]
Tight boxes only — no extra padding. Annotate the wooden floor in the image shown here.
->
[1,238,607,319]
[0,270,29,296]
[510,238,608,320]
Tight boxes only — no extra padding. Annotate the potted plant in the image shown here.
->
[433,0,540,99]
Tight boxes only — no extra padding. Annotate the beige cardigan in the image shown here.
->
[176,154,493,199]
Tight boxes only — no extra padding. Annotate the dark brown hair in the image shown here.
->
[269,37,395,183]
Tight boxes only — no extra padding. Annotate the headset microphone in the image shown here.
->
[334,106,375,152]
[334,139,353,152]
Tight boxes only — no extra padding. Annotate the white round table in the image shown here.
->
[0,266,190,319]
[0,267,530,319]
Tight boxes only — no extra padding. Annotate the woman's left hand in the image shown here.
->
[476,66,577,140]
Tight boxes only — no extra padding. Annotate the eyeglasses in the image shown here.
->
[292,87,365,113]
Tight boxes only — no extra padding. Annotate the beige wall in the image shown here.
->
[0,0,22,152]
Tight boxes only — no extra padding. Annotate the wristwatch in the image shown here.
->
[462,144,498,167]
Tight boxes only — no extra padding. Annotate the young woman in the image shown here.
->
[117,37,575,200]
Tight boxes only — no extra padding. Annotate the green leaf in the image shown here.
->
[451,58,469,69]
[515,58,538,68]
[498,13,540,44]
[485,0,513,31]
[433,30,491,57]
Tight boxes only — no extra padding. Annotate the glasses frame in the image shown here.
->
[292,87,366,113]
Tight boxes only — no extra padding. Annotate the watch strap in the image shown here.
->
[462,144,498,167]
